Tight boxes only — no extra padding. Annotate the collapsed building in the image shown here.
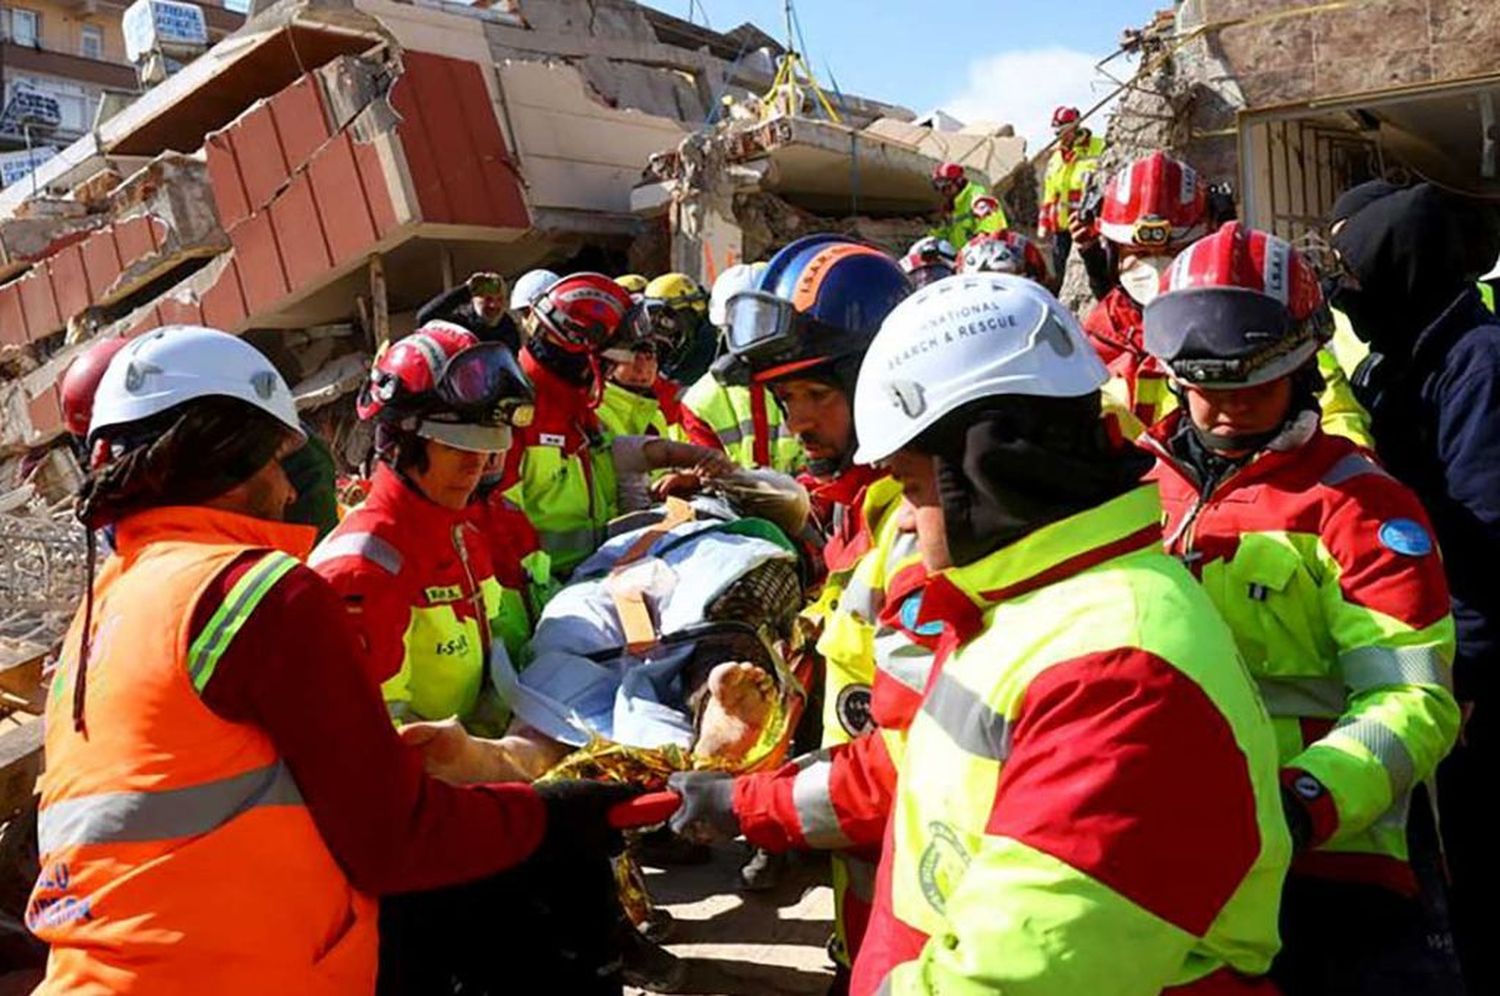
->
[0,0,1028,492]
[0,0,1028,891]
[1102,1,1500,238]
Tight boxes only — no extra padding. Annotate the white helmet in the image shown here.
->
[511,268,559,311]
[708,261,767,328]
[853,274,1107,465]
[90,325,302,443]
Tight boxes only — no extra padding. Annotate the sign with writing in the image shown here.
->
[0,146,58,188]
[123,0,209,63]
[0,83,62,133]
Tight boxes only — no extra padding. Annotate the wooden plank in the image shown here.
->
[0,720,43,822]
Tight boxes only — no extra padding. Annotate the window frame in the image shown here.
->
[9,7,41,47]
[79,23,103,60]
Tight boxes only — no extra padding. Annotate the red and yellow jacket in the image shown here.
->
[500,347,617,576]
[1146,413,1459,894]
[852,485,1290,995]
[312,465,526,730]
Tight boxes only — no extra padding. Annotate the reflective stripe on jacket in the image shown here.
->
[314,464,521,727]
[502,346,617,576]
[854,485,1290,995]
[1147,415,1458,893]
[1039,132,1105,235]
[680,371,804,473]
[32,507,377,995]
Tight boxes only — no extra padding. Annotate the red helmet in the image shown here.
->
[61,336,130,439]
[955,230,1050,283]
[1051,106,1081,130]
[1099,152,1207,251]
[358,322,534,451]
[531,273,634,354]
[931,161,965,192]
[1144,222,1331,388]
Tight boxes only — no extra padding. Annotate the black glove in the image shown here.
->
[534,779,643,859]
[667,771,741,842]
[1280,786,1315,853]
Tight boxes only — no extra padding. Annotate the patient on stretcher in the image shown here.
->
[404,472,810,786]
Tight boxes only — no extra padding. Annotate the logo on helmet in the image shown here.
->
[251,371,278,401]
[887,380,926,418]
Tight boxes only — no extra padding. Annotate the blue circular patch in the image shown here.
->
[1378,518,1433,557]
[899,593,944,636]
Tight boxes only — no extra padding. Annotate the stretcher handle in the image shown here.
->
[609,790,682,829]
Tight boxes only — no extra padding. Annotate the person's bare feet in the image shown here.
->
[693,661,775,764]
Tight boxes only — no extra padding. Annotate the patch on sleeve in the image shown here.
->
[1378,518,1433,557]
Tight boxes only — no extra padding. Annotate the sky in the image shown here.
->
[644,0,1163,152]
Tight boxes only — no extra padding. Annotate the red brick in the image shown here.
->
[200,258,247,331]
[351,138,400,238]
[18,269,60,339]
[49,245,91,323]
[270,171,333,292]
[0,283,28,346]
[27,386,63,438]
[80,226,124,302]
[390,54,456,224]
[450,60,528,230]
[231,210,289,314]
[156,295,203,327]
[123,307,164,340]
[270,74,330,170]
[205,130,250,231]
[231,102,290,215]
[114,215,155,268]
[308,132,379,266]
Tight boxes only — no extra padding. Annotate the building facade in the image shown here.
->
[0,0,241,173]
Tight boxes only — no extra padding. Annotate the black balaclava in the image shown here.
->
[914,393,1152,567]
[1329,182,1500,357]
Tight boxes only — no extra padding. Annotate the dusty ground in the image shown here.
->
[627,844,836,996]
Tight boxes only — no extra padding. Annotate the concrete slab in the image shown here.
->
[627,844,836,996]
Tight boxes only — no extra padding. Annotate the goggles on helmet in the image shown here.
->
[435,342,535,427]
[1132,216,1174,248]
[532,294,617,352]
[724,290,854,381]
[610,298,689,361]
[467,272,505,298]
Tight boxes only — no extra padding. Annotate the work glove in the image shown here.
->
[667,771,741,842]
[1281,786,1314,853]
[535,779,643,859]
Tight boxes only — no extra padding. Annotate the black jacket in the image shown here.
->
[416,285,521,353]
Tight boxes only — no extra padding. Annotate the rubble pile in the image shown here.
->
[0,497,85,669]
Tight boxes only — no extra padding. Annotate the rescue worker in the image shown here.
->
[510,267,559,328]
[679,262,805,473]
[312,323,538,731]
[815,274,1290,992]
[1328,179,1500,992]
[27,324,637,994]
[954,228,1052,287]
[897,236,957,289]
[1038,105,1105,279]
[642,272,715,383]
[416,270,522,353]
[1142,221,1462,993]
[596,294,688,441]
[59,336,129,460]
[928,162,1007,251]
[500,273,632,576]
[1079,151,1372,445]
[719,233,911,957]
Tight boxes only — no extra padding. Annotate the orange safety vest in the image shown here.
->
[29,506,378,995]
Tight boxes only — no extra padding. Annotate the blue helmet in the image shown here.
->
[722,234,910,391]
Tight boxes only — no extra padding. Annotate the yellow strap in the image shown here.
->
[608,497,695,654]
[614,497,694,570]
